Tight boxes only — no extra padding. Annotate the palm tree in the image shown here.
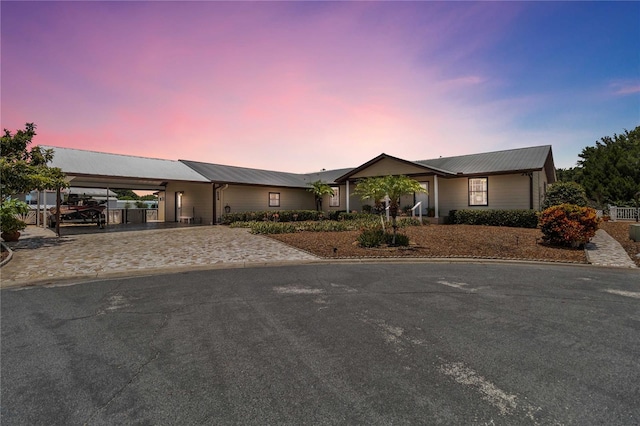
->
[307,180,334,212]
[353,176,386,214]
[354,175,426,244]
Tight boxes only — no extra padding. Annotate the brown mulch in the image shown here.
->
[269,224,587,263]
[600,221,640,266]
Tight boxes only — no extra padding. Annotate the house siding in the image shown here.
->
[350,158,427,179]
[438,174,530,215]
[165,182,214,223]
[220,185,315,216]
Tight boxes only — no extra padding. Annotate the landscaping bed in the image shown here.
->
[269,224,587,263]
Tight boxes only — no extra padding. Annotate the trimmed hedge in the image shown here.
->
[449,209,539,228]
[221,210,321,225]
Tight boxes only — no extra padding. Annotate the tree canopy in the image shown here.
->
[542,181,588,209]
[307,180,334,211]
[1,123,67,202]
[354,175,426,243]
[557,126,640,206]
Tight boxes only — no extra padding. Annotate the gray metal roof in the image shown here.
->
[42,144,554,190]
[43,146,209,182]
[417,145,553,175]
[180,160,312,188]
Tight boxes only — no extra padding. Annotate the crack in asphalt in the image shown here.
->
[82,307,179,425]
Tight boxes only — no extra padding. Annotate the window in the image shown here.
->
[329,187,340,207]
[468,178,488,206]
[269,192,280,207]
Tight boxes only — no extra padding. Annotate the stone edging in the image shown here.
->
[0,242,13,267]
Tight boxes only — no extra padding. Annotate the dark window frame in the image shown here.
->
[269,192,281,207]
[468,177,488,206]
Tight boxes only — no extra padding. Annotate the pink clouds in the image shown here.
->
[3,1,636,172]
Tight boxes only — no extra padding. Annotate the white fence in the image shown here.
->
[600,206,640,221]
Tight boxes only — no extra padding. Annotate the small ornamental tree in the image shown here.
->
[307,180,334,211]
[539,204,599,248]
[354,175,426,245]
[542,181,588,209]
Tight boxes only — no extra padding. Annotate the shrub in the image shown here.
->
[0,199,30,234]
[452,209,539,228]
[357,226,410,247]
[542,181,588,209]
[357,228,386,247]
[248,222,297,234]
[221,210,320,225]
[538,204,599,248]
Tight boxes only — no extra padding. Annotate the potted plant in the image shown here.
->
[0,199,30,242]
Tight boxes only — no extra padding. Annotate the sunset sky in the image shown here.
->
[2,1,638,173]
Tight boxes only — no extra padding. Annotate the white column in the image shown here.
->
[434,175,439,219]
[346,180,350,212]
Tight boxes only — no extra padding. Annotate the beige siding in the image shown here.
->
[351,158,426,179]
[438,174,531,215]
[534,170,549,210]
[165,182,214,224]
[220,185,315,215]
[157,191,166,221]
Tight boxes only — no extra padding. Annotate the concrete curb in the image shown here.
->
[3,256,628,291]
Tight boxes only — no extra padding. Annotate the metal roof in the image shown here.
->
[180,160,311,187]
[42,144,554,190]
[43,146,210,189]
[417,145,553,175]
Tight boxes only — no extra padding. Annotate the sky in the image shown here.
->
[2,1,639,173]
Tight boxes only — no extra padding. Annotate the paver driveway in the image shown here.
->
[1,225,318,287]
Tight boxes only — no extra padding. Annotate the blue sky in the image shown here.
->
[1,1,638,172]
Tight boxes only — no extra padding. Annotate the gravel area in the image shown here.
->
[600,221,640,266]
[269,224,587,263]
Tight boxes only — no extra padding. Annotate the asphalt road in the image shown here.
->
[1,263,639,425]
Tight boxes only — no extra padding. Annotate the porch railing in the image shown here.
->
[605,206,640,222]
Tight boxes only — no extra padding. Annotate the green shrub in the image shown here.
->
[357,227,410,247]
[539,204,599,248]
[357,228,386,247]
[248,222,297,234]
[451,209,538,228]
[542,181,588,209]
[221,210,320,225]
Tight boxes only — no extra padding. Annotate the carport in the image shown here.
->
[43,146,213,233]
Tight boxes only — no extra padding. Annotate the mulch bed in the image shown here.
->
[269,224,587,263]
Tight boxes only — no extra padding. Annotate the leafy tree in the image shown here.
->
[354,175,426,245]
[307,180,334,211]
[1,123,67,234]
[352,176,387,214]
[1,123,67,202]
[542,181,588,209]
[556,167,582,183]
[576,126,640,206]
[113,189,139,200]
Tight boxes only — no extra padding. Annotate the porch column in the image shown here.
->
[434,175,439,219]
[346,180,350,212]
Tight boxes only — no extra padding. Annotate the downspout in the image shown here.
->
[528,172,534,210]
